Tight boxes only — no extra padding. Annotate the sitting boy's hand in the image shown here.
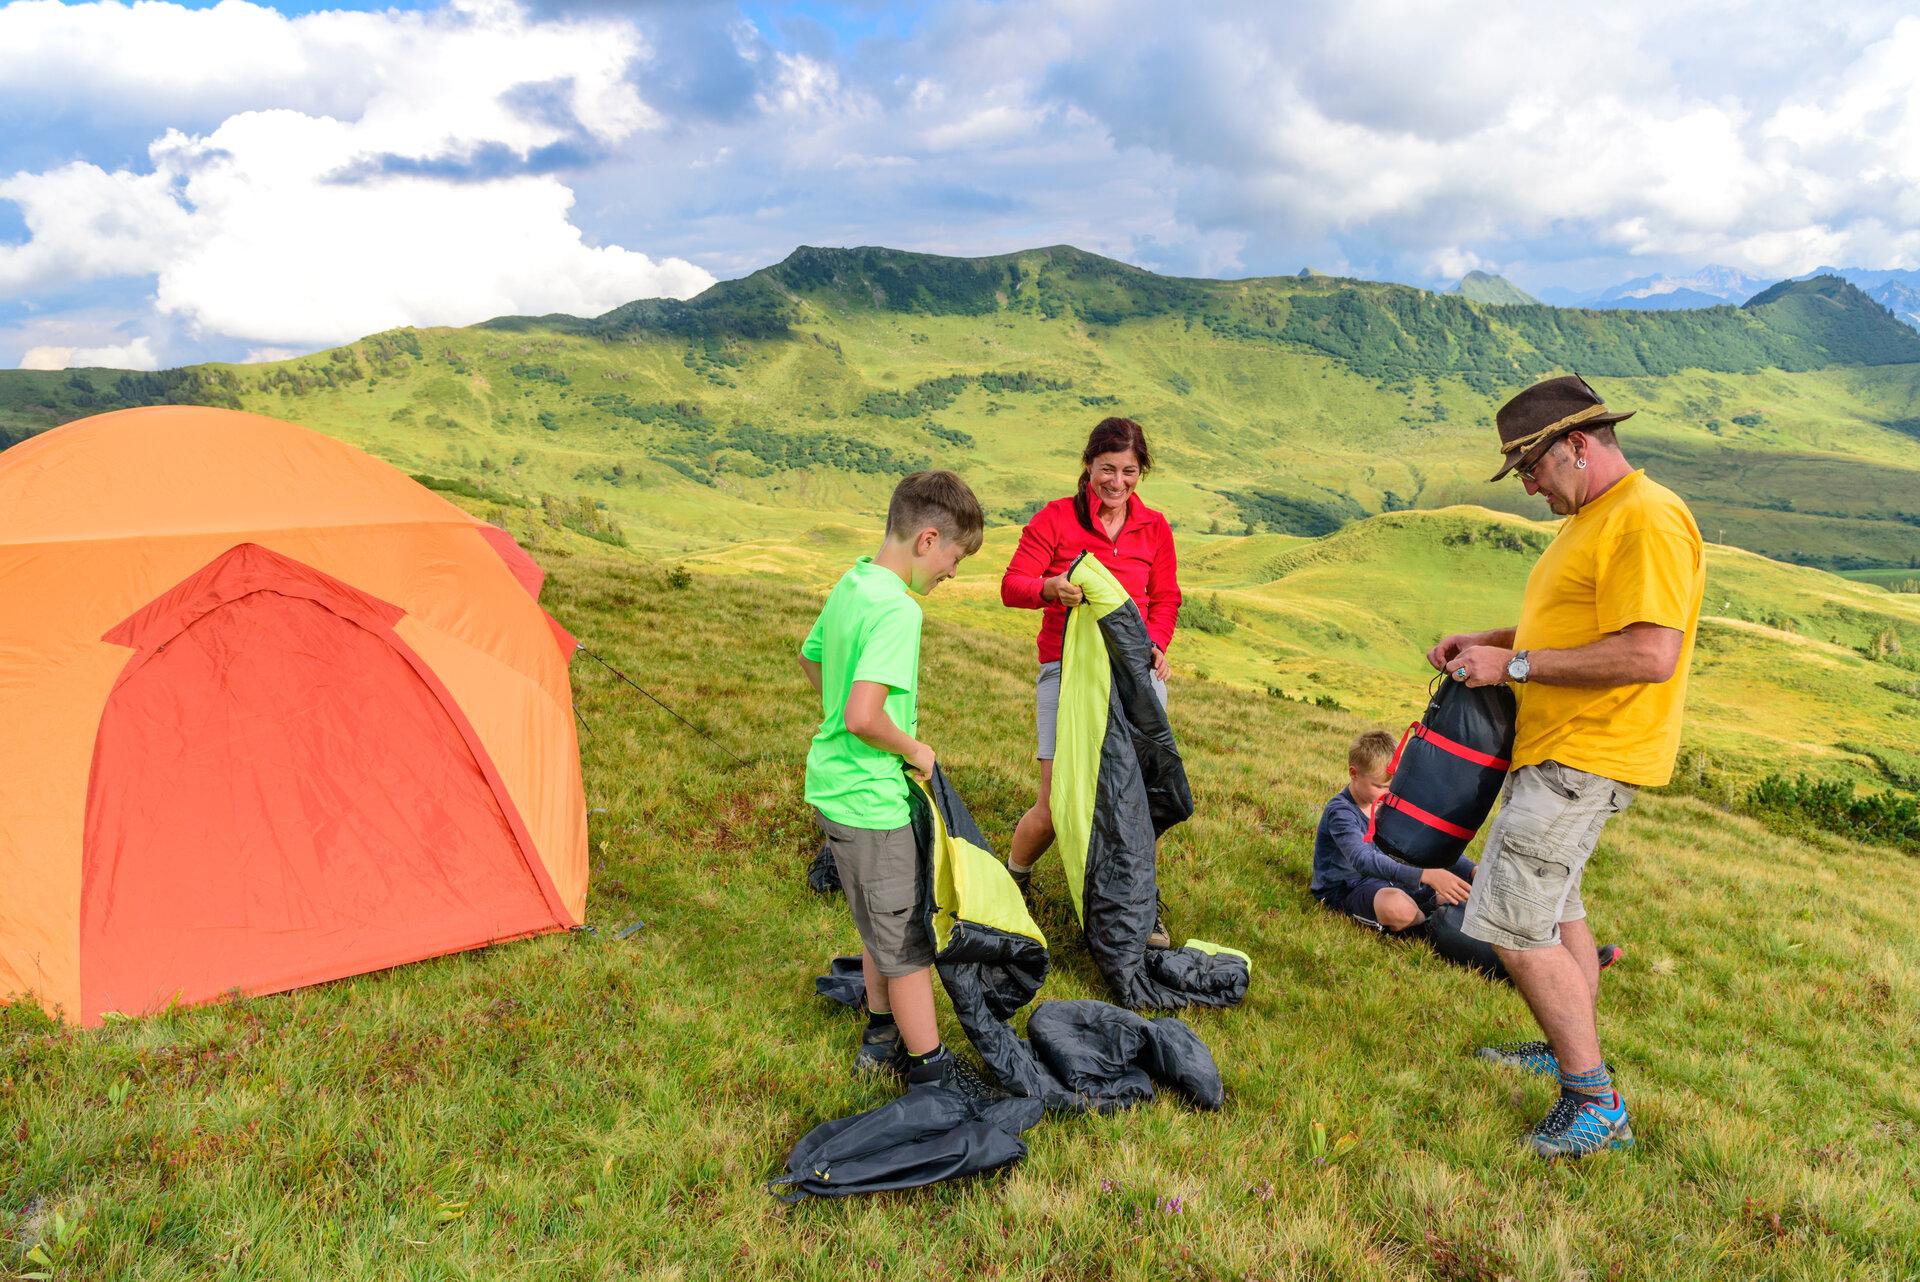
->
[906,741,937,782]
[1420,866,1473,905]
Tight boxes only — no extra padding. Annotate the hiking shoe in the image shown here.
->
[1006,858,1035,894]
[1529,1090,1634,1160]
[1474,1040,1622,1079]
[853,1026,905,1077]
[906,1048,1007,1102]
[1146,896,1174,950]
[1474,1039,1561,1076]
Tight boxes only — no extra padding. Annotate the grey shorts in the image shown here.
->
[814,812,934,977]
[1460,761,1635,952]
[1035,660,1167,761]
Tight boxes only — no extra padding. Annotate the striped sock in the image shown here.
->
[1558,1062,1613,1101]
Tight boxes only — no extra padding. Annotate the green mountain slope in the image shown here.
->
[4,245,1917,574]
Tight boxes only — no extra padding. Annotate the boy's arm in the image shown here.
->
[844,681,934,778]
[798,655,822,694]
[1326,800,1422,888]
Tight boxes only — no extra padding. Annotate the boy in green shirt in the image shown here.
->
[800,470,987,1090]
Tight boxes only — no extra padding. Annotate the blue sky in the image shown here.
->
[5,0,1920,368]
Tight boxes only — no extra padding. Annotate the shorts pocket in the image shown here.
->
[862,872,918,916]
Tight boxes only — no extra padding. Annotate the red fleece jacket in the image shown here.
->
[1000,488,1182,665]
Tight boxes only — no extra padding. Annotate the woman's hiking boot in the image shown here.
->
[1146,896,1174,949]
[1528,1090,1634,1159]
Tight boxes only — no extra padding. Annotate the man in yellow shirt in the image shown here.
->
[1428,374,1705,1160]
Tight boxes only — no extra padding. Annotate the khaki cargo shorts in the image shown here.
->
[1460,761,1635,952]
[814,812,934,977]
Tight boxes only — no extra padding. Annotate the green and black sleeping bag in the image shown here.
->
[1051,553,1250,1010]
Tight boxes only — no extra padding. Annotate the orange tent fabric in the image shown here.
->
[0,406,587,1024]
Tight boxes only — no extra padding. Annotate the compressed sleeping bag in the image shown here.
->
[1052,553,1250,1009]
[1369,679,1516,869]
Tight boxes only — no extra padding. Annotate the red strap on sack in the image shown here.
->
[1377,792,1475,840]
[1387,722,1416,774]
[1412,723,1510,771]
[1366,722,1420,843]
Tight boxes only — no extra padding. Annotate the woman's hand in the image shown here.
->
[1151,646,1170,682]
[1041,574,1084,606]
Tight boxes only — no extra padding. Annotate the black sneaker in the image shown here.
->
[853,1026,905,1077]
[906,1048,1007,1101]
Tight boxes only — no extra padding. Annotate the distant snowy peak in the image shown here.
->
[1596,264,1768,306]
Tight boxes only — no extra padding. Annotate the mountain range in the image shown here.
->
[1528,262,1920,330]
[3,244,1919,577]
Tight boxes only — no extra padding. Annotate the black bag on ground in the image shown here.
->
[769,1084,1044,1203]
[1369,679,1516,869]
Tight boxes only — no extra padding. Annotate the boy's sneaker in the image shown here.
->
[1006,858,1034,894]
[1598,944,1623,971]
[1529,1090,1634,1160]
[854,1026,905,1077]
[1474,1039,1560,1076]
[906,1048,1007,1102]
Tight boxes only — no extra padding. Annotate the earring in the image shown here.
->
[1575,457,1588,470]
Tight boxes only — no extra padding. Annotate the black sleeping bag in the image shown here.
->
[1369,678,1516,869]
[785,768,1228,1199]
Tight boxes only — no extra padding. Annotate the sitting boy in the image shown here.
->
[798,470,995,1093]
[1311,729,1475,934]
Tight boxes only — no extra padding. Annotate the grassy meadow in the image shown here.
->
[5,533,1919,1281]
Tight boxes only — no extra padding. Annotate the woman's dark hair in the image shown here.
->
[1073,417,1152,534]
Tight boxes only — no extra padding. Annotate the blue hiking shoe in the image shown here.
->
[1529,1090,1634,1160]
[1475,1040,1560,1075]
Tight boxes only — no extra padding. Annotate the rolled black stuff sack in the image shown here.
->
[1367,680,1517,869]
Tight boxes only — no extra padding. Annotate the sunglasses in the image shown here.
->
[1515,432,1572,483]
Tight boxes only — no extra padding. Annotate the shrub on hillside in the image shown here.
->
[1744,773,1920,854]
[1182,595,1236,636]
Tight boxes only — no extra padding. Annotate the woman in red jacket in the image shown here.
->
[1000,417,1181,930]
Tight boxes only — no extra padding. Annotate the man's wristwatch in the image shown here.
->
[1506,650,1531,683]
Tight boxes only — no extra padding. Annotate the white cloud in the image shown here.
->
[19,336,158,370]
[0,0,711,349]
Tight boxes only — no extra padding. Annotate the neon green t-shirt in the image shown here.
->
[802,557,922,829]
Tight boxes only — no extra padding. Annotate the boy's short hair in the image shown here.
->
[887,469,985,555]
[1349,729,1396,773]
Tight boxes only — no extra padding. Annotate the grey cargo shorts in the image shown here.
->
[1460,761,1635,951]
[814,811,934,977]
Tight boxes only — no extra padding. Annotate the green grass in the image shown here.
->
[5,537,1920,1280]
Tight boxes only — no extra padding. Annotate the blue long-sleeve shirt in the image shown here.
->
[1310,788,1424,898]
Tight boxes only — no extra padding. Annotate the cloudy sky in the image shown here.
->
[6,0,1920,368]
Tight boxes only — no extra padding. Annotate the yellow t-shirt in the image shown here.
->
[1511,470,1705,787]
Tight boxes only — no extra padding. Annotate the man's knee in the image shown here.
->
[1374,888,1426,933]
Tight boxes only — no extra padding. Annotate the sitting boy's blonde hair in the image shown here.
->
[888,469,985,554]
[1349,729,1396,773]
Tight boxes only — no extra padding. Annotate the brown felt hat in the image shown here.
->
[1488,374,1635,482]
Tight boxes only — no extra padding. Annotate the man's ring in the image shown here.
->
[1453,666,1468,681]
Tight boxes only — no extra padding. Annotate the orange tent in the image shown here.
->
[0,406,587,1024]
